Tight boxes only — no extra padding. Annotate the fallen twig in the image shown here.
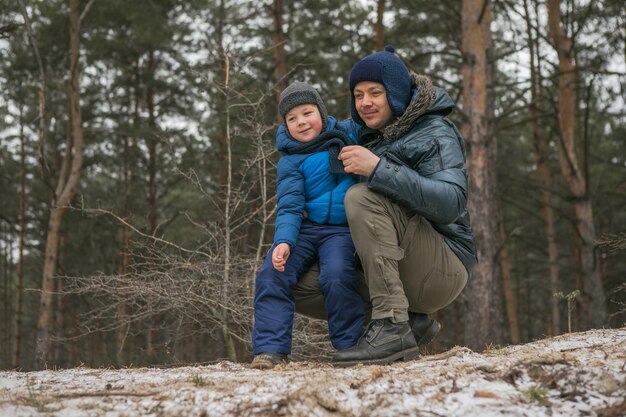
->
[53,391,158,398]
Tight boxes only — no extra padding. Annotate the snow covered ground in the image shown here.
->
[1,327,624,417]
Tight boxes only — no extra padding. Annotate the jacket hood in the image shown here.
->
[383,73,454,141]
[276,115,338,153]
[428,86,455,115]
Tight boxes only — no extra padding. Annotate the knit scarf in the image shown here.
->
[283,129,353,174]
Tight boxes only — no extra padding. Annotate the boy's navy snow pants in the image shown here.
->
[253,221,365,355]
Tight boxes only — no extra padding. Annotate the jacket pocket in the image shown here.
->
[368,242,406,299]
[415,139,443,176]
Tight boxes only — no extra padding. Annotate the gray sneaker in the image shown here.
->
[250,352,288,369]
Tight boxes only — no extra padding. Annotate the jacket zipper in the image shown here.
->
[325,172,340,224]
[435,139,444,168]
[326,190,333,223]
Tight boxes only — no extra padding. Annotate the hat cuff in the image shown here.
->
[279,91,322,119]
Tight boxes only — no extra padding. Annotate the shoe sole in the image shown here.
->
[250,360,277,370]
[250,355,288,370]
[416,320,441,346]
[332,346,420,368]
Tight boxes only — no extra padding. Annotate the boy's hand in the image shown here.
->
[272,243,291,272]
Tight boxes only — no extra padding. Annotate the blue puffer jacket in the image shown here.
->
[274,116,360,249]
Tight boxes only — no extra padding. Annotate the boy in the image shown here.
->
[251,82,364,369]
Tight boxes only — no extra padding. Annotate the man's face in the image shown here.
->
[353,81,394,131]
[285,104,323,142]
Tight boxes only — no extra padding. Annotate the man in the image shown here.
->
[331,45,477,366]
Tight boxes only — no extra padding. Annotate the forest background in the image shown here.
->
[0,0,624,371]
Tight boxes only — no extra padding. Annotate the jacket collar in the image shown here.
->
[382,73,435,141]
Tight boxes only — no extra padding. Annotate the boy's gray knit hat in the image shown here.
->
[279,81,328,131]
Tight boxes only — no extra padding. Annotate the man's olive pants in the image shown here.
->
[294,183,468,323]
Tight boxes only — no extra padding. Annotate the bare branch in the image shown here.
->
[79,0,96,24]
[16,0,51,189]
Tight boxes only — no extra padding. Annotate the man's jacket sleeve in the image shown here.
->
[367,133,468,225]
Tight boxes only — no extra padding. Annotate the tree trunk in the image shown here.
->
[213,0,237,362]
[272,0,288,102]
[547,0,606,328]
[116,219,131,363]
[374,0,385,51]
[13,104,27,368]
[146,49,160,361]
[572,229,583,330]
[454,303,462,347]
[498,211,520,344]
[115,135,134,365]
[53,264,65,365]
[523,0,562,335]
[116,66,141,366]
[37,208,66,368]
[222,51,237,363]
[461,0,499,350]
[252,0,290,282]
[215,0,229,193]
[146,51,158,239]
[36,0,85,369]
[17,0,47,183]
[2,222,13,368]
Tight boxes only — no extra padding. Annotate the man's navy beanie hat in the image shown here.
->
[349,45,411,125]
[279,81,328,132]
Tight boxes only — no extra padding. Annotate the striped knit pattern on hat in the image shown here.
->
[278,81,328,132]
[349,45,411,125]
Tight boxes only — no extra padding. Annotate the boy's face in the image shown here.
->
[353,81,394,131]
[285,104,323,142]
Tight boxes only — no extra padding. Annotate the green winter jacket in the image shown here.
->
[360,74,477,276]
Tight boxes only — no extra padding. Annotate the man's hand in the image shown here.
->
[272,243,291,272]
[339,145,380,177]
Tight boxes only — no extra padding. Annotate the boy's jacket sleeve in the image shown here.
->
[336,119,361,144]
[273,156,305,248]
